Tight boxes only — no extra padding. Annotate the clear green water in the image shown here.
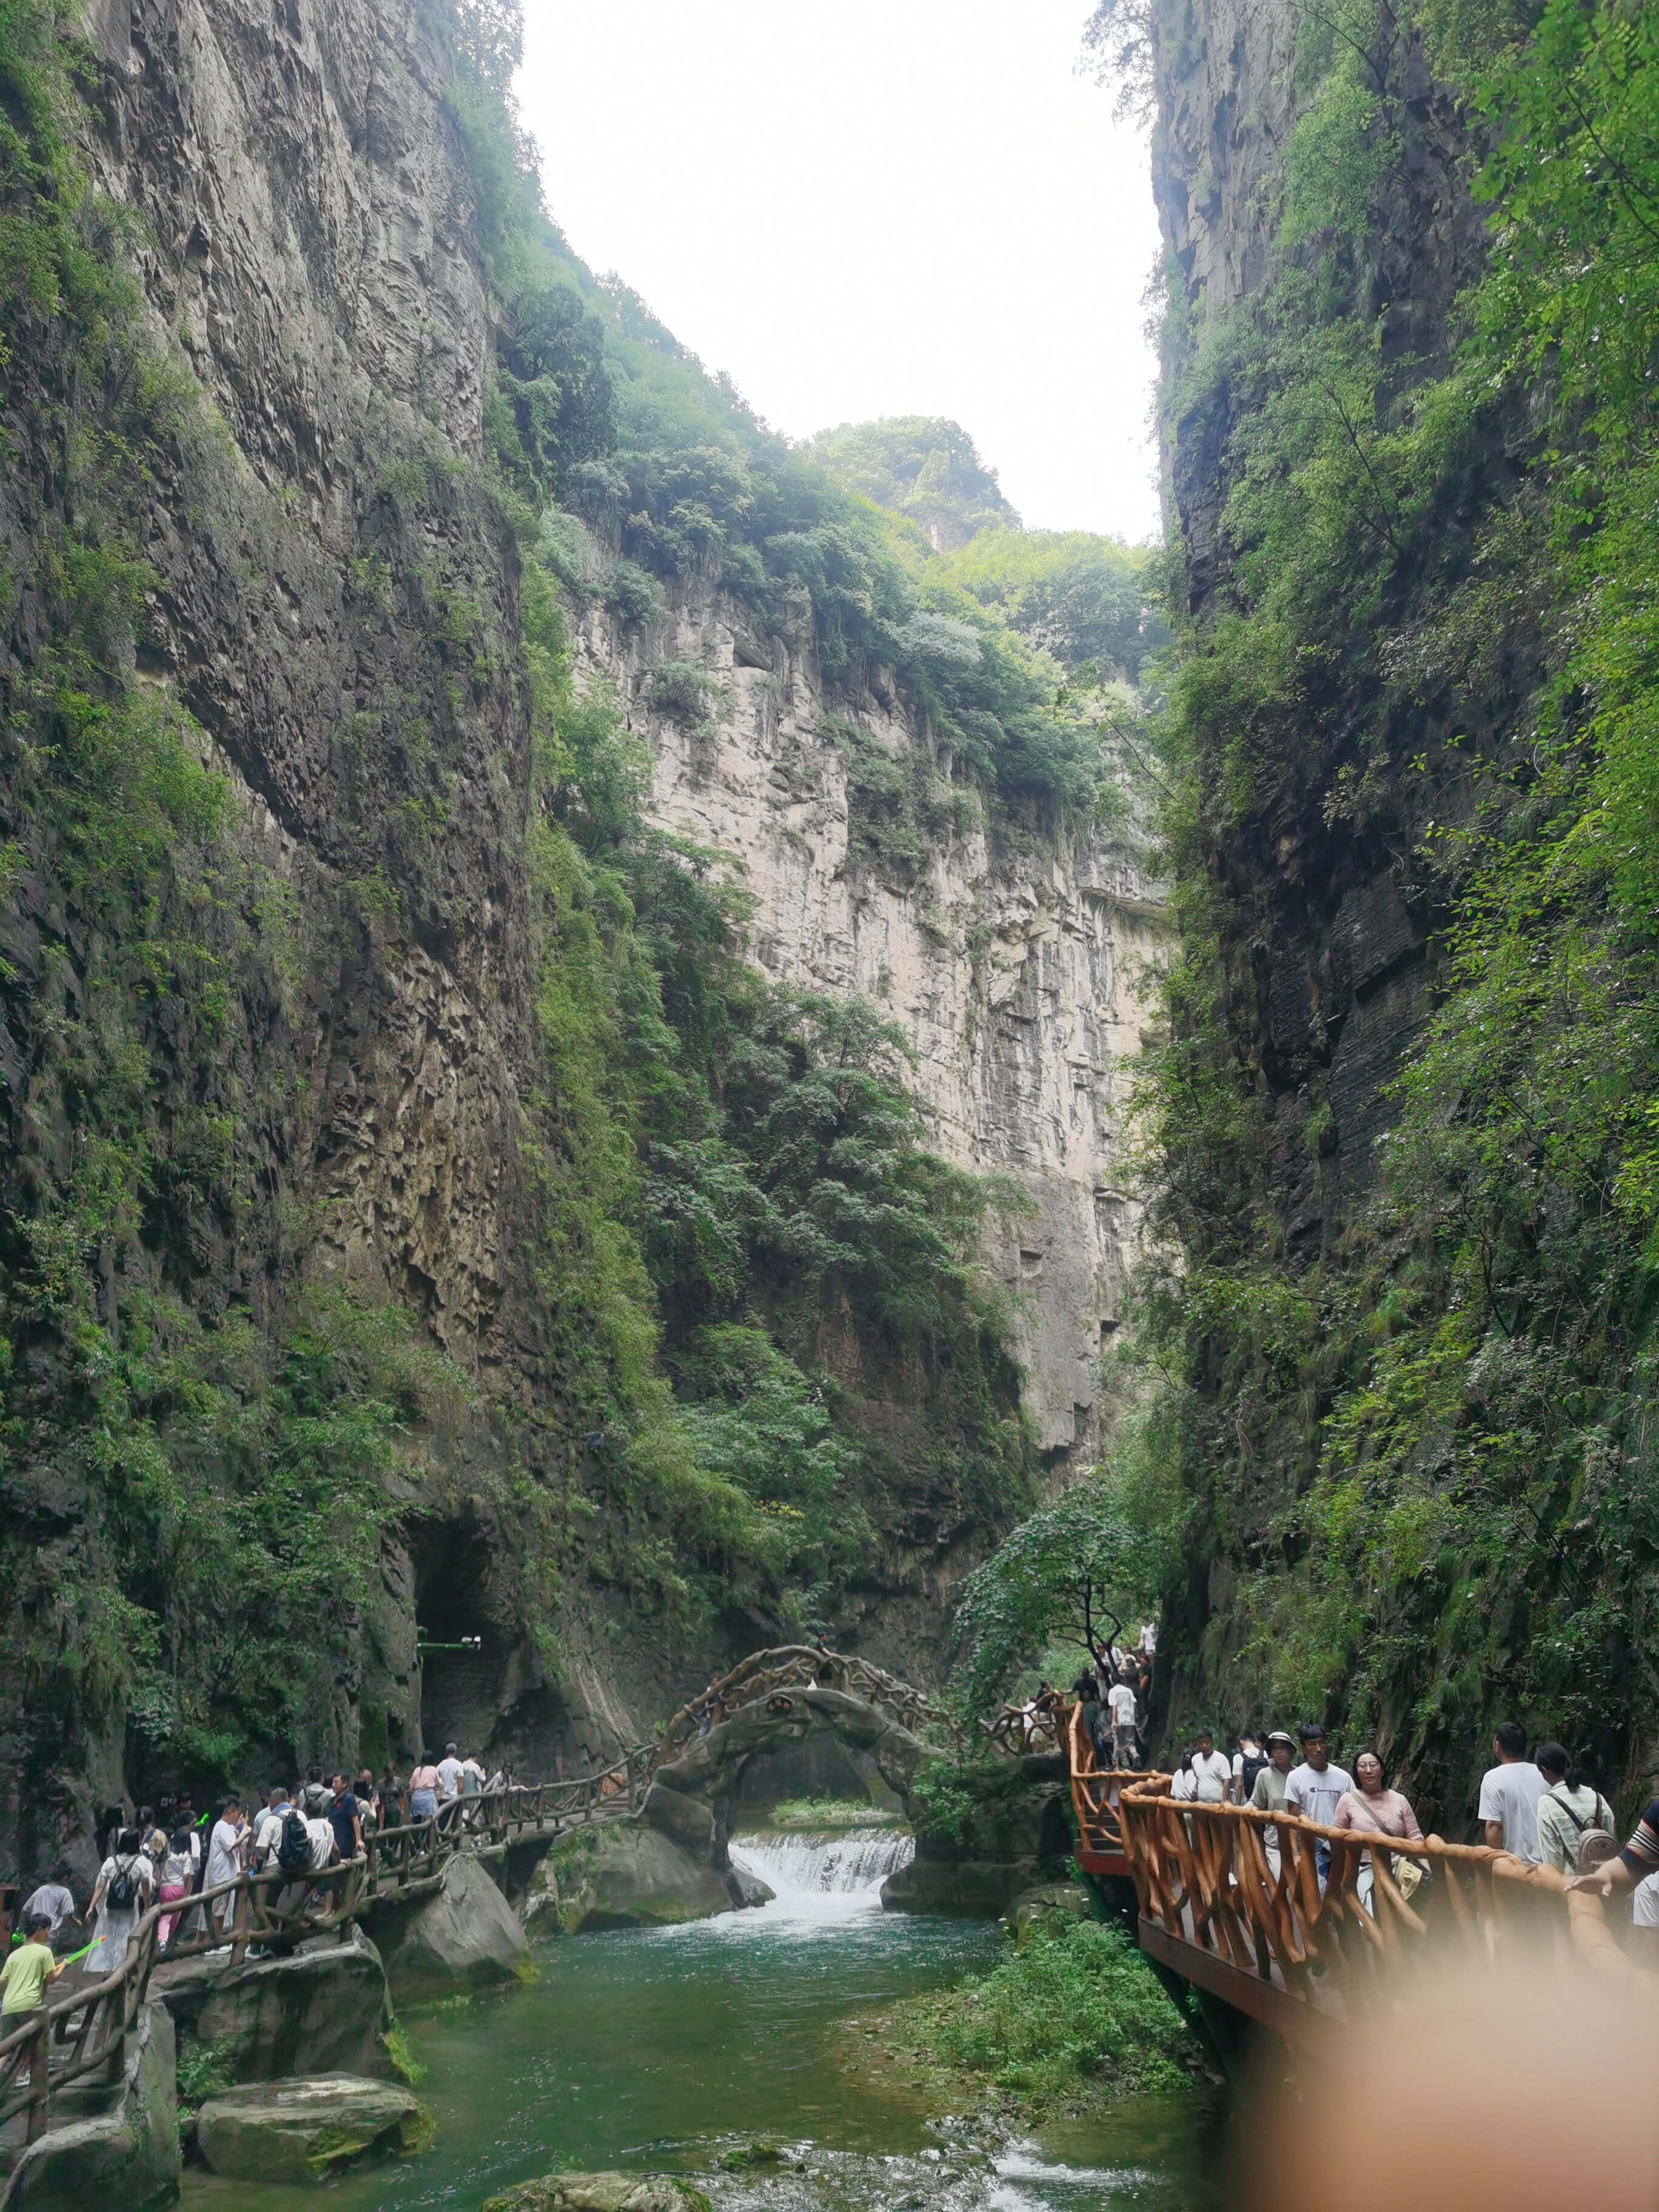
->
[180,1838,1218,2212]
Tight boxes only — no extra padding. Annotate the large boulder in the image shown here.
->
[881,1855,1040,1915]
[156,1926,390,2080]
[642,1780,716,1855]
[1007,1882,1093,1945]
[370,1854,529,1998]
[195,2074,431,2184]
[542,1823,732,1932]
[1,1999,181,2212]
[483,2174,711,2212]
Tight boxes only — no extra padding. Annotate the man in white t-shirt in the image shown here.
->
[1186,1729,1232,1804]
[1283,1725,1355,1829]
[1477,1721,1547,1862]
[1138,1623,1157,1658]
[435,1743,464,1801]
[1106,1678,1139,1765]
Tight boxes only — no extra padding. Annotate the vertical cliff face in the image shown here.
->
[572,592,1165,1462]
[1133,0,1659,1812]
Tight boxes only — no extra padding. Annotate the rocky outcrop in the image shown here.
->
[156,1927,391,2083]
[195,2075,430,2184]
[0,2000,179,2212]
[653,1686,930,1849]
[882,1757,1072,1917]
[484,2174,711,2212]
[537,1825,733,1933]
[367,1855,528,1997]
[574,592,1165,1463]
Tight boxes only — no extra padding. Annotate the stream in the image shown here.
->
[181,1829,1218,2212]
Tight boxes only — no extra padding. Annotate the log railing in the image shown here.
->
[1067,1718,1598,2037]
[0,1741,657,2147]
[660,1647,937,1760]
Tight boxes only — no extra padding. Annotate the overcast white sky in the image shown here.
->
[517,1,1164,543]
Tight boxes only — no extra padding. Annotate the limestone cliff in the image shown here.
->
[573,593,1165,1461]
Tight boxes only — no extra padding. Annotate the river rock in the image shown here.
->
[1007,1883,1093,1945]
[543,1823,733,1932]
[483,2174,711,2212]
[156,1926,390,2080]
[195,2075,430,2184]
[725,1863,774,1909]
[1,2000,181,2212]
[369,1853,529,1997]
[642,1778,716,1854]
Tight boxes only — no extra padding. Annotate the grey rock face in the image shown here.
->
[195,2074,428,2184]
[541,1824,733,1932]
[574,593,1168,1462]
[0,2000,181,2212]
[155,1926,390,2082]
[368,1854,528,1996]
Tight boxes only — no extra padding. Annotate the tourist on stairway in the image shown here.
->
[1107,1675,1140,1766]
[1532,1743,1616,1876]
[1185,1727,1232,1804]
[1,1914,64,2028]
[157,1829,195,1950]
[299,1766,335,1820]
[1477,1721,1547,1863]
[20,1866,76,1942]
[250,1785,293,1870]
[204,1797,247,1929]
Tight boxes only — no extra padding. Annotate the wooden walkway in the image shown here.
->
[1067,1710,1620,2043]
[0,1744,654,2148]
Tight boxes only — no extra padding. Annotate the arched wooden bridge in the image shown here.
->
[1067,1708,1629,2046]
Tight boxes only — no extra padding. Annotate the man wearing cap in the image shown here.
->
[1251,1731,1296,1875]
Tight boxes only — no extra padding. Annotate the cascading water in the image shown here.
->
[731,1825,914,1903]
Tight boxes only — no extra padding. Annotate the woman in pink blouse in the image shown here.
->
[1335,1751,1425,1909]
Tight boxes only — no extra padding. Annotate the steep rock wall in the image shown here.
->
[572,597,1165,1460]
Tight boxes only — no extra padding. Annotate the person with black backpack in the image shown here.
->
[86,1827,154,1972]
[1232,1729,1269,1805]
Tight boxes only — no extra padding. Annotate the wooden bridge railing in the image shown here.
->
[660,1646,937,1760]
[0,1741,657,2148]
[1067,1709,1606,2040]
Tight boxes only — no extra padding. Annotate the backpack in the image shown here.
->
[1239,1749,1269,1798]
[276,1806,312,1875]
[1549,1786,1617,1873]
[106,1855,140,1911]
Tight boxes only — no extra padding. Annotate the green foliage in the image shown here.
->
[951,1438,1184,1717]
[1128,0,1659,1812]
[802,417,1017,550]
[883,1918,1199,2114]
[936,527,1167,679]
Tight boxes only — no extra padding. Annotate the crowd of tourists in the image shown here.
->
[1151,1716,1655,1922]
[5,1743,511,1989]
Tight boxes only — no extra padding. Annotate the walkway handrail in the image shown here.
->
[1066,1714,1600,2035]
[0,1740,660,2147]
[660,1647,937,1760]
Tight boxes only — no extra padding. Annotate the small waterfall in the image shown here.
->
[731,1826,914,1898]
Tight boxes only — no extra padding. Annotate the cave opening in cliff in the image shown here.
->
[412,1521,498,1760]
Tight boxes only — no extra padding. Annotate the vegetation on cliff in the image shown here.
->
[1088,0,1659,1814]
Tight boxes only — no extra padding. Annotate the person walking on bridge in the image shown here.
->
[1251,1731,1295,1875]
[1186,1728,1232,1804]
[1532,1744,1615,1875]
[1335,1751,1424,1909]
[1285,1726,1354,1892]
[1478,1721,1546,1863]
[1106,1675,1139,1766]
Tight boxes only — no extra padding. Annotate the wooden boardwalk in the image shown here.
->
[1067,1709,1618,2043]
[0,1744,654,2148]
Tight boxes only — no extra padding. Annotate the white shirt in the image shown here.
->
[204,1819,243,1889]
[1476,1760,1547,1863]
[1138,1623,1157,1654]
[1169,1765,1195,1802]
[1188,1749,1232,1804]
[252,1803,291,1867]
[1107,1683,1138,1727]
[435,1757,464,1800]
[305,1818,337,1871]
[1284,1760,1355,1829]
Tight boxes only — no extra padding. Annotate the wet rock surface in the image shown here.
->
[542,1824,734,1932]
[484,2175,712,2212]
[195,2073,428,2182]
[0,2001,180,2212]
[369,1854,529,1996]
[156,1926,389,2081]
